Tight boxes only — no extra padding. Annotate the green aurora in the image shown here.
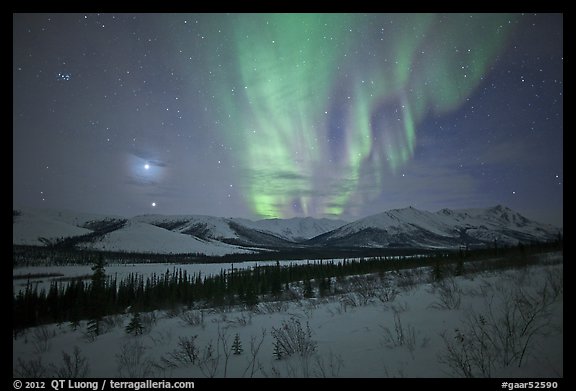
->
[197,13,517,218]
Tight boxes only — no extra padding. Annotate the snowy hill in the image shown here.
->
[79,220,251,256]
[309,205,561,248]
[133,214,241,240]
[11,208,109,246]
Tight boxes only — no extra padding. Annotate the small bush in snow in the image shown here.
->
[50,346,90,378]
[271,317,317,359]
[376,282,399,303]
[379,312,417,355]
[197,341,219,378]
[545,266,563,300]
[349,275,379,304]
[256,301,288,314]
[429,277,462,310]
[104,314,125,330]
[226,312,252,327]
[312,351,344,378]
[179,310,204,327]
[396,270,418,291]
[13,357,47,378]
[161,336,200,368]
[140,311,158,333]
[438,273,556,377]
[178,336,200,365]
[116,339,157,378]
[31,325,53,354]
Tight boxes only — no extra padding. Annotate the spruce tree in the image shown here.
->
[319,277,331,297]
[303,279,314,298]
[87,256,107,338]
[273,340,283,360]
[232,333,243,355]
[125,312,144,336]
[432,262,443,282]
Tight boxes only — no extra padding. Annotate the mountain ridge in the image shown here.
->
[13,205,561,256]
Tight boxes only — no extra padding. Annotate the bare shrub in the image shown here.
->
[265,351,343,378]
[439,272,557,377]
[272,317,317,359]
[384,301,409,314]
[241,328,267,378]
[383,362,407,378]
[148,329,173,347]
[338,293,362,312]
[312,351,344,378]
[439,328,491,378]
[376,284,399,303]
[50,346,90,378]
[179,310,204,328]
[164,307,183,318]
[349,275,379,304]
[13,357,47,378]
[379,312,417,355]
[197,341,219,378]
[284,286,302,301]
[544,267,563,300]
[214,326,232,378]
[141,312,158,333]
[116,339,157,378]
[396,270,418,291]
[429,277,462,310]
[31,325,53,354]
[163,336,199,367]
[462,279,493,298]
[257,301,289,314]
[226,312,252,327]
[103,314,125,331]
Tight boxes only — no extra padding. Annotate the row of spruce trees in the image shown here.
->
[13,241,561,334]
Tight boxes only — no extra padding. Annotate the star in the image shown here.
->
[57,72,71,81]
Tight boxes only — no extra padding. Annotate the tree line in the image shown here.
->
[13,240,562,334]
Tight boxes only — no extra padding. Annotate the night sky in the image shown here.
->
[13,13,563,227]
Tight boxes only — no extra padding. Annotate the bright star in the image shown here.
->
[144,164,150,170]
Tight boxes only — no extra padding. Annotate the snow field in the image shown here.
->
[13,255,562,378]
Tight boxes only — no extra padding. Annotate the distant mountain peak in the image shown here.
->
[489,204,511,212]
[308,205,560,249]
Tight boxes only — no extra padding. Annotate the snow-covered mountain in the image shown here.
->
[309,205,561,248]
[13,205,560,255]
[239,216,347,242]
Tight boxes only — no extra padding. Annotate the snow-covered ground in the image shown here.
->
[13,253,562,378]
